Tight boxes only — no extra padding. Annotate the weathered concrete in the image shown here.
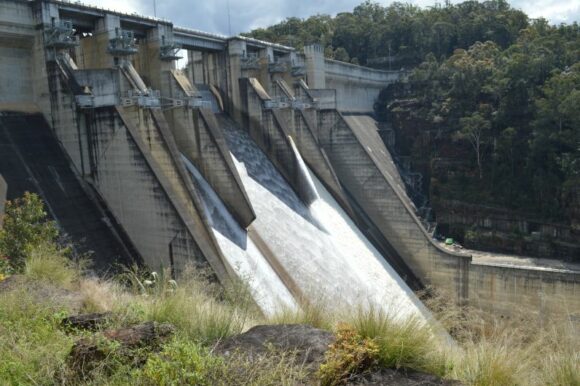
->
[240,78,317,205]
[0,1,35,104]
[115,105,230,279]
[324,59,400,112]
[0,45,34,103]
[165,70,255,228]
[303,44,400,112]
[470,262,580,319]
[0,174,6,228]
[0,112,135,269]
[316,109,471,304]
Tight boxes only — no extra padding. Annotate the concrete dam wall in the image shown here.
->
[0,0,578,323]
[303,45,401,112]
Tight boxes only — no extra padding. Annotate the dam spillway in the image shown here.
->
[185,113,432,321]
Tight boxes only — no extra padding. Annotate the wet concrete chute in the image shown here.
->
[0,0,578,323]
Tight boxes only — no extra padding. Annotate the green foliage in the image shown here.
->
[319,323,379,386]
[244,0,528,68]
[140,338,222,386]
[0,289,74,385]
[375,16,579,223]
[0,192,58,271]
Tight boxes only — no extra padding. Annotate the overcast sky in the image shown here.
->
[89,0,580,36]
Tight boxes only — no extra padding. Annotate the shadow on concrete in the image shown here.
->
[216,114,325,231]
[0,111,136,272]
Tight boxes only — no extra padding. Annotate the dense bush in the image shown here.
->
[0,192,58,271]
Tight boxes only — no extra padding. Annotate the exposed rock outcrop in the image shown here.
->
[347,368,463,385]
[216,324,335,368]
[68,321,175,376]
[61,312,112,331]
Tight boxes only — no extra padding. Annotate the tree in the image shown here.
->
[334,47,350,62]
[457,113,491,179]
[0,192,58,271]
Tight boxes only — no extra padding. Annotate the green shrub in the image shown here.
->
[140,338,222,386]
[318,323,379,386]
[0,192,58,271]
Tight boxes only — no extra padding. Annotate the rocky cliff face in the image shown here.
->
[379,92,579,262]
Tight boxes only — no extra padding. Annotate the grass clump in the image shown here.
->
[24,242,81,289]
[118,267,255,344]
[0,289,74,385]
[349,305,450,376]
[542,351,580,386]
[210,348,310,385]
[455,338,526,386]
[267,298,334,331]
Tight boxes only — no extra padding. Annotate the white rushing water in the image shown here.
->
[182,155,298,315]
[214,116,432,322]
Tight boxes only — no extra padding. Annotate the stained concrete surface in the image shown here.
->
[0,112,134,270]
[0,174,6,227]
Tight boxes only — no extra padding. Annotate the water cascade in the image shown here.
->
[184,114,433,322]
[182,155,297,314]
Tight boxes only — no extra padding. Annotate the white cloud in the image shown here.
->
[87,0,144,15]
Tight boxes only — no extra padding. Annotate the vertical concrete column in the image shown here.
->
[227,39,244,124]
[270,52,294,94]
[304,44,325,89]
[204,52,225,87]
[188,51,204,84]
[134,23,176,95]
[78,14,120,69]
[258,46,273,93]
[30,1,59,121]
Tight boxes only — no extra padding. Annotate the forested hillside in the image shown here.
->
[244,0,530,68]
[245,0,580,260]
